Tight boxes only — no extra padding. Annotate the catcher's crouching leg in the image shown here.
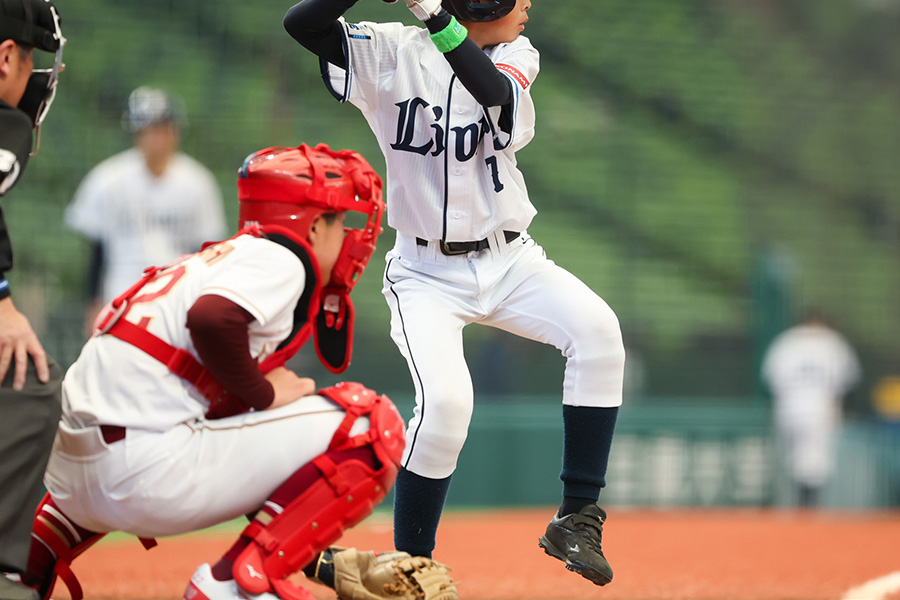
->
[23,493,103,600]
[233,383,406,600]
[24,494,157,600]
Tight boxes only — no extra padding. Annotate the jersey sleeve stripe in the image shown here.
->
[496,63,531,90]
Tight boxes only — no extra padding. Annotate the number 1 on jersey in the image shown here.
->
[485,156,504,193]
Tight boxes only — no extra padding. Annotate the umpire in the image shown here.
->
[0,1,65,599]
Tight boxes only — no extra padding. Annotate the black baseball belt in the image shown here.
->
[417,230,520,256]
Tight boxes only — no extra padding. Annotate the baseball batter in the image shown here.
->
[22,144,456,600]
[284,0,625,585]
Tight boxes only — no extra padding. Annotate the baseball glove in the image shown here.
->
[327,547,458,600]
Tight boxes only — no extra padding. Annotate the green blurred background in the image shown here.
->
[7,0,900,508]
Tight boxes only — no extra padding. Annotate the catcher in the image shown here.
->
[21,143,457,600]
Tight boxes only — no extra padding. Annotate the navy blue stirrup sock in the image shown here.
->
[559,405,619,516]
[393,467,452,558]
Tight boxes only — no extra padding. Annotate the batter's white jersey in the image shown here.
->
[65,148,227,303]
[62,234,305,432]
[323,20,538,242]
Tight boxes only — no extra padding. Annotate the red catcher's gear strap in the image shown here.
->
[92,255,229,409]
[93,226,316,416]
[105,317,225,403]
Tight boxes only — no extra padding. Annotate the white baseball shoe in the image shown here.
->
[182,564,282,600]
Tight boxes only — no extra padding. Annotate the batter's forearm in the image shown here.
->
[284,0,357,68]
[425,12,513,107]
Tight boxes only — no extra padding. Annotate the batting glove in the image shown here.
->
[405,0,443,21]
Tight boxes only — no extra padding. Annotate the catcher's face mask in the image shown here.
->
[236,143,384,293]
[16,2,65,156]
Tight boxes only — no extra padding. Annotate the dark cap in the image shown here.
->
[0,0,61,52]
[122,86,186,133]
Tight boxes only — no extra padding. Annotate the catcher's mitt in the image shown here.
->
[324,547,458,600]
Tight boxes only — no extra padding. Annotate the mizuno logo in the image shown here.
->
[245,564,264,580]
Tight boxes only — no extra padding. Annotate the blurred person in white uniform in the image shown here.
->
[65,86,226,334]
[762,309,862,507]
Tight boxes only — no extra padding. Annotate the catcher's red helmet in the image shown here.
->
[441,0,515,22]
[237,143,384,293]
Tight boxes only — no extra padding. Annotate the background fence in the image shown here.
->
[379,396,900,509]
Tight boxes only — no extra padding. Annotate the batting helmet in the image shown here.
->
[237,143,384,293]
[122,86,186,133]
[441,0,516,22]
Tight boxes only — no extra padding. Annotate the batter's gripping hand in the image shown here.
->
[404,0,443,21]
[331,547,458,600]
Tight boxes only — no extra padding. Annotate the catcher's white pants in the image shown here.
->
[382,231,625,480]
[44,395,369,538]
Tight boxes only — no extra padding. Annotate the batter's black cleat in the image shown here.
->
[538,504,613,586]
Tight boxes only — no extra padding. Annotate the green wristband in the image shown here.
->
[430,16,468,53]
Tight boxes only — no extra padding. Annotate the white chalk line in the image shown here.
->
[842,571,900,600]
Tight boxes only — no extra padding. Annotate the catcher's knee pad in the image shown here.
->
[234,382,405,596]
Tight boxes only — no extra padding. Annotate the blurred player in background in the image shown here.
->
[762,308,862,507]
[64,85,226,335]
[0,1,65,599]
[284,0,625,586]
[23,143,456,600]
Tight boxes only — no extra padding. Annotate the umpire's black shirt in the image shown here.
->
[0,99,35,300]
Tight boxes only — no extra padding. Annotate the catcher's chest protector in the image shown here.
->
[94,226,323,419]
[233,382,405,599]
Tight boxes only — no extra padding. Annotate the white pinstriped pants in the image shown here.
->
[382,231,625,479]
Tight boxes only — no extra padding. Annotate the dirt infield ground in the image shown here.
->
[48,507,900,600]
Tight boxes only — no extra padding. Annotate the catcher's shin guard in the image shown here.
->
[26,493,157,600]
[233,383,405,598]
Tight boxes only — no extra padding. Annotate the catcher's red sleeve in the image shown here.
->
[186,294,274,410]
